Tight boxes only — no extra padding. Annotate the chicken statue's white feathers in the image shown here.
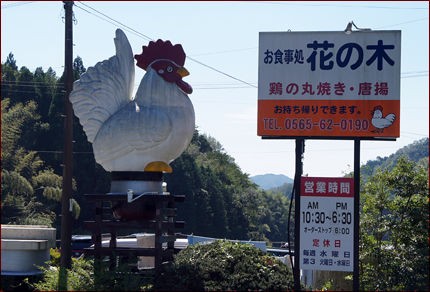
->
[70,29,134,143]
[69,29,195,172]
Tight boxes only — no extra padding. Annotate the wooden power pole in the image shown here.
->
[60,0,74,269]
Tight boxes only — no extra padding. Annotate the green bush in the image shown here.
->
[34,243,294,291]
[33,248,149,291]
[34,261,151,291]
[33,249,94,291]
[155,240,294,291]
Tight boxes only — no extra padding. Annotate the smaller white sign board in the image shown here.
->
[300,177,354,272]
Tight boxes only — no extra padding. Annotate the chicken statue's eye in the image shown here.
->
[166,66,173,73]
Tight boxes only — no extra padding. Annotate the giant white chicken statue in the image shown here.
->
[69,29,195,174]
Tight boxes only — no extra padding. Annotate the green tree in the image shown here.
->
[360,157,429,291]
[1,53,18,100]
[5,52,18,70]
[261,191,291,242]
[73,56,86,79]
[33,66,59,120]
[165,130,293,242]
[1,99,79,226]
[360,138,428,180]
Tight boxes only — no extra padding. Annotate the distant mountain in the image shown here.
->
[250,173,293,190]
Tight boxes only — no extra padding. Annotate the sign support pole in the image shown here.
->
[294,138,305,291]
[353,139,360,291]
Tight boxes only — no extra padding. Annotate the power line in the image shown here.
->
[3,2,428,91]
[74,1,152,41]
[187,57,257,88]
[190,47,256,57]
[194,86,256,90]
[231,141,428,155]
[31,150,94,154]
[251,1,428,10]
[73,1,256,88]
[3,69,427,92]
[1,1,35,9]
[374,17,429,29]
[2,81,64,87]
[401,74,428,79]
[401,70,429,75]
[401,131,429,137]
[400,70,429,79]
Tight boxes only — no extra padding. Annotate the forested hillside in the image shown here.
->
[265,137,428,197]
[1,53,291,243]
[360,137,428,180]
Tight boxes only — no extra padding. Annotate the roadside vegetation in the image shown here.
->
[32,241,293,291]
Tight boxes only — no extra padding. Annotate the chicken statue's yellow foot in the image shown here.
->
[69,29,195,173]
[144,161,173,173]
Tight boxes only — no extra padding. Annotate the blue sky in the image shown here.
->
[2,1,428,177]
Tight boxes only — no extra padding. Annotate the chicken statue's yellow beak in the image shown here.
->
[175,66,193,94]
[177,67,189,77]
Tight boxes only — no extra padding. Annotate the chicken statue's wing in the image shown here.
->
[69,29,135,143]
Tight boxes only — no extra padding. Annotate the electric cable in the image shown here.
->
[286,183,295,269]
[73,1,257,89]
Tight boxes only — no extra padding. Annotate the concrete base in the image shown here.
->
[109,171,167,220]
[109,171,165,195]
[1,225,56,275]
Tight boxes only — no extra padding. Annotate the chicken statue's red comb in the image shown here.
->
[134,39,186,71]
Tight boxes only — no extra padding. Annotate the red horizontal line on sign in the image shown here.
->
[301,192,354,198]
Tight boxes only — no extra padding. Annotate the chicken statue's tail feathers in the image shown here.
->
[69,29,135,143]
[114,29,135,99]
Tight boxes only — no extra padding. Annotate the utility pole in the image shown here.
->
[60,0,74,269]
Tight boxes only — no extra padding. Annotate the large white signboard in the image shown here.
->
[300,177,354,272]
[258,30,401,138]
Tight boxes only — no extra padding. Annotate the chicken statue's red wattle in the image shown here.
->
[69,29,195,173]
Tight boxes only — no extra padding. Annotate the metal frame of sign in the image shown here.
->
[258,30,401,291]
[291,138,362,291]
